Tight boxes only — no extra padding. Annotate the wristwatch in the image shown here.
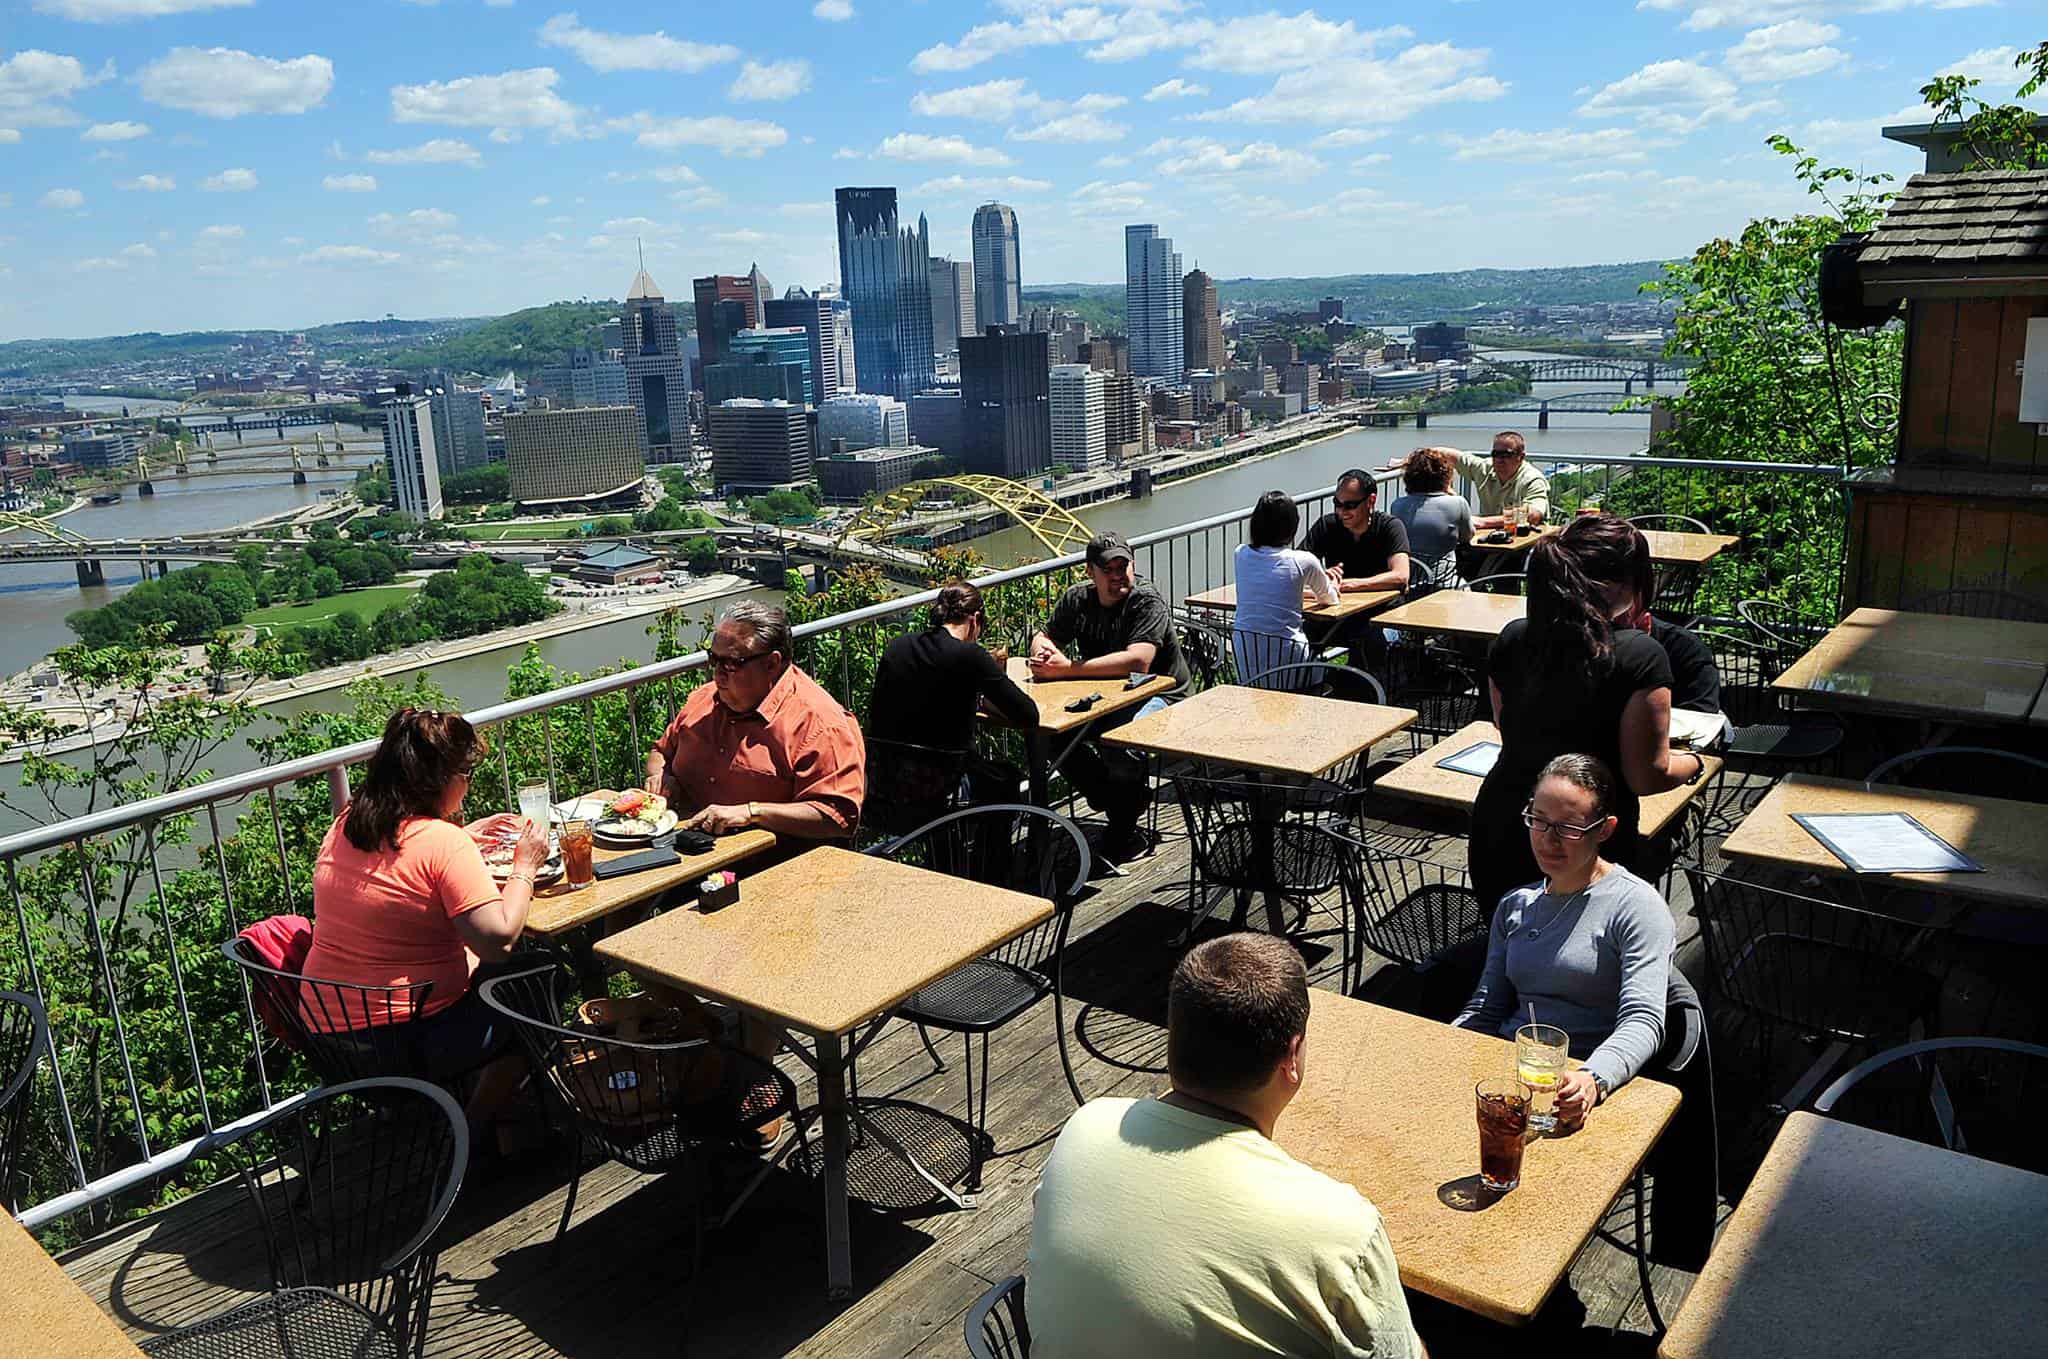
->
[1592,1073,1613,1102]
[1683,752,1706,785]
[747,800,760,825]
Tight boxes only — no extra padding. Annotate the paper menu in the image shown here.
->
[1791,812,1984,875]
[1668,708,1729,749]
[1436,741,1500,777]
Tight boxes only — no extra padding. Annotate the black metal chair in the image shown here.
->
[1816,1037,2048,1173]
[1696,628,1843,831]
[1468,571,1528,597]
[964,1274,1031,1359]
[223,937,437,1086]
[876,806,1091,1192]
[1900,587,2048,623]
[1866,745,2048,806]
[137,1077,466,1359]
[1232,629,1318,687]
[1330,839,1485,978]
[1172,769,1356,976]
[1630,514,1713,624]
[1177,610,1237,692]
[864,736,973,840]
[478,964,803,1255]
[0,990,49,1215]
[1684,869,1949,1103]
[1736,597,1833,671]
[1243,658,1387,705]
[1392,655,1484,757]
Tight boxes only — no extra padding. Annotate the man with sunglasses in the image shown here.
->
[644,600,866,842]
[1299,470,1410,667]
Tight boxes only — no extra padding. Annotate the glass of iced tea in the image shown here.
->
[560,819,595,890]
[1516,1024,1570,1134]
[1475,1077,1529,1192]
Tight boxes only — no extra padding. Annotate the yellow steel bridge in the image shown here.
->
[836,475,1092,560]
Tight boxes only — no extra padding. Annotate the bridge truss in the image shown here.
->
[0,511,94,548]
[837,475,1094,561]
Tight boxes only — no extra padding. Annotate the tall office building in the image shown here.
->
[427,386,488,476]
[971,203,1022,329]
[707,399,811,491]
[1103,371,1152,462]
[728,327,815,404]
[692,274,759,369]
[747,263,774,320]
[928,255,976,355]
[621,265,692,466]
[835,187,936,401]
[504,405,644,506]
[539,347,629,408]
[907,391,962,456]
[1182,268,1224,375]
[381,389,444,521]
[817,393,908,452]
[1050,363,1108,473]
[959,327,1051,480]
[704,353,808,406]
[1124,224,1184,382]
[763,291,850,399]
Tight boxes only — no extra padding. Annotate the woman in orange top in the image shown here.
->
[303,707,548,1132]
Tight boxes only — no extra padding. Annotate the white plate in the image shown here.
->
[552,796,611,824]
[488,855,563,884]
[593,809,679,840]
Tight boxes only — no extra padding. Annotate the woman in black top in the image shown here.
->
[1469,516,1709,916]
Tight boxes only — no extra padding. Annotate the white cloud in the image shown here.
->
[1942,46,2027,90]
[82,120,148,141]
[1148,136,1321,176]
[875,131,1012,164]
[606,164,703,183]
[1636,0,1991,32]
[301,244,400,265]
[40,187,85,209]
[118,172,175,190]
[911,78,1043,121]
[1353,151,1392,167]
[1196,40,1507,126]
[197,223,243,239]
[1311,128,1386,148]
[1724,21,1846,83]
[1577,58,1758,132]
[913,173,1054,196]
[1069,178,1151,215]
[1445,126,1661,161]
[0,129,17,143]
[713,229,768,244]
[1188,14,1410,77]
[538,13,740,73]
[137,47,333,118]
[530,194,550,206]
[364,138,484,167]
[202,166,258,191]
[368,208,460,244]
[778,200,830,216]
[76,242,159,270]
[33,0,249,18]
[729,59,811,102]
[322,172,378,191]
[1144,78,1208,101]
[1011,111,1127,142]
[613,112,789,157]
[1095,152,1131,167]
[391,68,579,131]
[0,49,103,129]
[121,241,154,258]
[813,0,854,17]
[913,7,1125,73]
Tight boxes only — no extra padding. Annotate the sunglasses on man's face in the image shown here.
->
[1334,497,1368,512]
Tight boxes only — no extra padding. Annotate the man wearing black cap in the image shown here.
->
[1027,532,1190,858]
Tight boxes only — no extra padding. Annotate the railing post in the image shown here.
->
[326,766,349,815]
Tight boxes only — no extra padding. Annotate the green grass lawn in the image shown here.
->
[457,519,602,540]
[245,584,420,629]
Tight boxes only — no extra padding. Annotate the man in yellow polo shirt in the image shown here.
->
[1027,934,1425,1358]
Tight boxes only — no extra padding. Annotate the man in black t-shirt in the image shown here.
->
[1299,470,1411,668]
[1027,532,1187,859]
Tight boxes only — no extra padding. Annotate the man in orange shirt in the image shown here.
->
[644,600,866,843]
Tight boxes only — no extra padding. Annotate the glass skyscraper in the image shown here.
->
[620,265,692,465]
[835,187,937,402]
[972,203,1022,329]
[1124,224,1184,383]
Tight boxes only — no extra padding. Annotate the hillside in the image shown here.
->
[368,300,629,376]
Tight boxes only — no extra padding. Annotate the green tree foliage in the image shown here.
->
[440,464,509,504]
[380,300,624,377]
[66,564,260,646]
[684,535,720,573]
[746,489,820,523]
[353,463,392,507]
[1921,43,2048,170]
[411,556,557,640]
[632,501,716,533]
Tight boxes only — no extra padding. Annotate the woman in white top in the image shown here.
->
[1231,491,1339,686]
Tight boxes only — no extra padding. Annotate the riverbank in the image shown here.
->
[0,571,753,762]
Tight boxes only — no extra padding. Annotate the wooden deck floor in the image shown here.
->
[53,749,2029,1359]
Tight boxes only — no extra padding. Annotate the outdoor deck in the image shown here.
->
[52,742,2021,1359]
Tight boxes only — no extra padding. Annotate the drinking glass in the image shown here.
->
[517,780,552,831]
[560,819,595,891]
[1516,1024,1570,1133]
[1475,1077,1529,1192]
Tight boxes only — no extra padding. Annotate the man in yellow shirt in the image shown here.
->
[1026,933,1425,1358]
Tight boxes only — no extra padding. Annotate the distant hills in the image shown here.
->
[2,260,1676,383]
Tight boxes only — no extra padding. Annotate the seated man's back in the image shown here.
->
[1029,1102,1417,1358]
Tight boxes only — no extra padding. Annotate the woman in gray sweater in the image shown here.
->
[1454,752,1674,1127]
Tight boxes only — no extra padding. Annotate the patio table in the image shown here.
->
[523,826,780,938]
[1658,1111,2048,1359]
[1465,522,1562,556]
[0,1212,146,1357]
[1277,991,1679,1326]
[1640,530,1740,567]
[1182,581,1403,622]
[593,845,1051,1299]
[1377,721,1723,842]
[1374,591,1526,641]
[1100,682,1416,781]
[1771,608,2048,727]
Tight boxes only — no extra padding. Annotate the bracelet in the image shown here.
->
[1684,752,1705,785]
[747,800,760,825]
[508,871,534,886]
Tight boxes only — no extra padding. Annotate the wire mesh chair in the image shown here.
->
[1176,610,1238,692]
[1242,659,1387,706]
[1172,769,1357,974]
[1468,571,1528,597]
[1816,1037,2048,1173]
[1866,745,2048,805]
[876,806,1091,1191]
[137,1077,466,1359]
[1331,839,1485,977]
[863,736,972,841]
[1736,598,1834,674]
[964,1274,1031,1359]
[223,938,437,1086]
[1232,629,1318,687]
[1684,869,1950,1102]
[1392,656,1484,757]
[478,964,803,1255]
[1900,588,2048,623]
[1628,514,1712,535]
[0,990,48,1215]
[1696,628,1843,831]
[1630,514,1712,624]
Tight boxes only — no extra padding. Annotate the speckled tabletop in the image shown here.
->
[0,1213,146,1356]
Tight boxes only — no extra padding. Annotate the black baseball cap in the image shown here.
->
[1086,532,1134,567]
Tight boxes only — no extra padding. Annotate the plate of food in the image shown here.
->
[482,841,563,885]
[593,789,678,843]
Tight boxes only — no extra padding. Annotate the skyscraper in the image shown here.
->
[381,388,443,521]
[1124,224,1184,382]
[708,399,811,491]
[1182,267,1224,374]
[427,386,488,475]
[505,406,643,506]
[692,273,758,369]
[928,255,976,355]
[1050,363,1108,473]
[763,291,847,399]
[972,202,1022,329]
[836,187,937,401]
[728,327,815,404]
[960,327,1051,480]
[539,346,629,408]
[620,265,692,466]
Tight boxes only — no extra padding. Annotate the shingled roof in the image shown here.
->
[1862,168,2048,270]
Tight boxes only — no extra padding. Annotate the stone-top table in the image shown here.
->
[0,1213,146,1357]
[1102,683,1416,780]
[1771,607,2048,727]
[1374,591,1526,641]
[1640,529,1740,566]
[522,826,780,938]
[1465,522,1562,555]
[1183,582,1404,622]
[999,656,1176,736]
[1659,1111,2048,1359]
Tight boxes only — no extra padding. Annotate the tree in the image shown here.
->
[1921,43,2048,170]
[684,535,719,574]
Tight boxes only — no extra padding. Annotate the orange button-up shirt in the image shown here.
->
[652,665,867,837]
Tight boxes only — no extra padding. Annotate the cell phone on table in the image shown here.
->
[1064,692,1104,713]
[1123,672,1150,690]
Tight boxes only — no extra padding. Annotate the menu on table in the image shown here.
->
[1791,811,1984,875]
[1667,708,1729,749]
[1436,741,1500,777]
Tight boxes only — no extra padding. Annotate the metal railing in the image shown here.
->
[1,449,1845,1226]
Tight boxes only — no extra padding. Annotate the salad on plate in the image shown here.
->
[595,789,678,839]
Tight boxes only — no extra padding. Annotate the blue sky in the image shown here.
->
[0,0,2037,340]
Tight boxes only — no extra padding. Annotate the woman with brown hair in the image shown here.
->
[1467,515,1707,915]
[1387,445,1473,576]
[302,706,548,1131]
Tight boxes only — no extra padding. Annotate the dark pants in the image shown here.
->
[1048,705,1151,835]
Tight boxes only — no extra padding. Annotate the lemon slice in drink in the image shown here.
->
[1517,1065,1560,1089]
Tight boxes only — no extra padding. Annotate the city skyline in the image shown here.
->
[0,3,2040,340]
